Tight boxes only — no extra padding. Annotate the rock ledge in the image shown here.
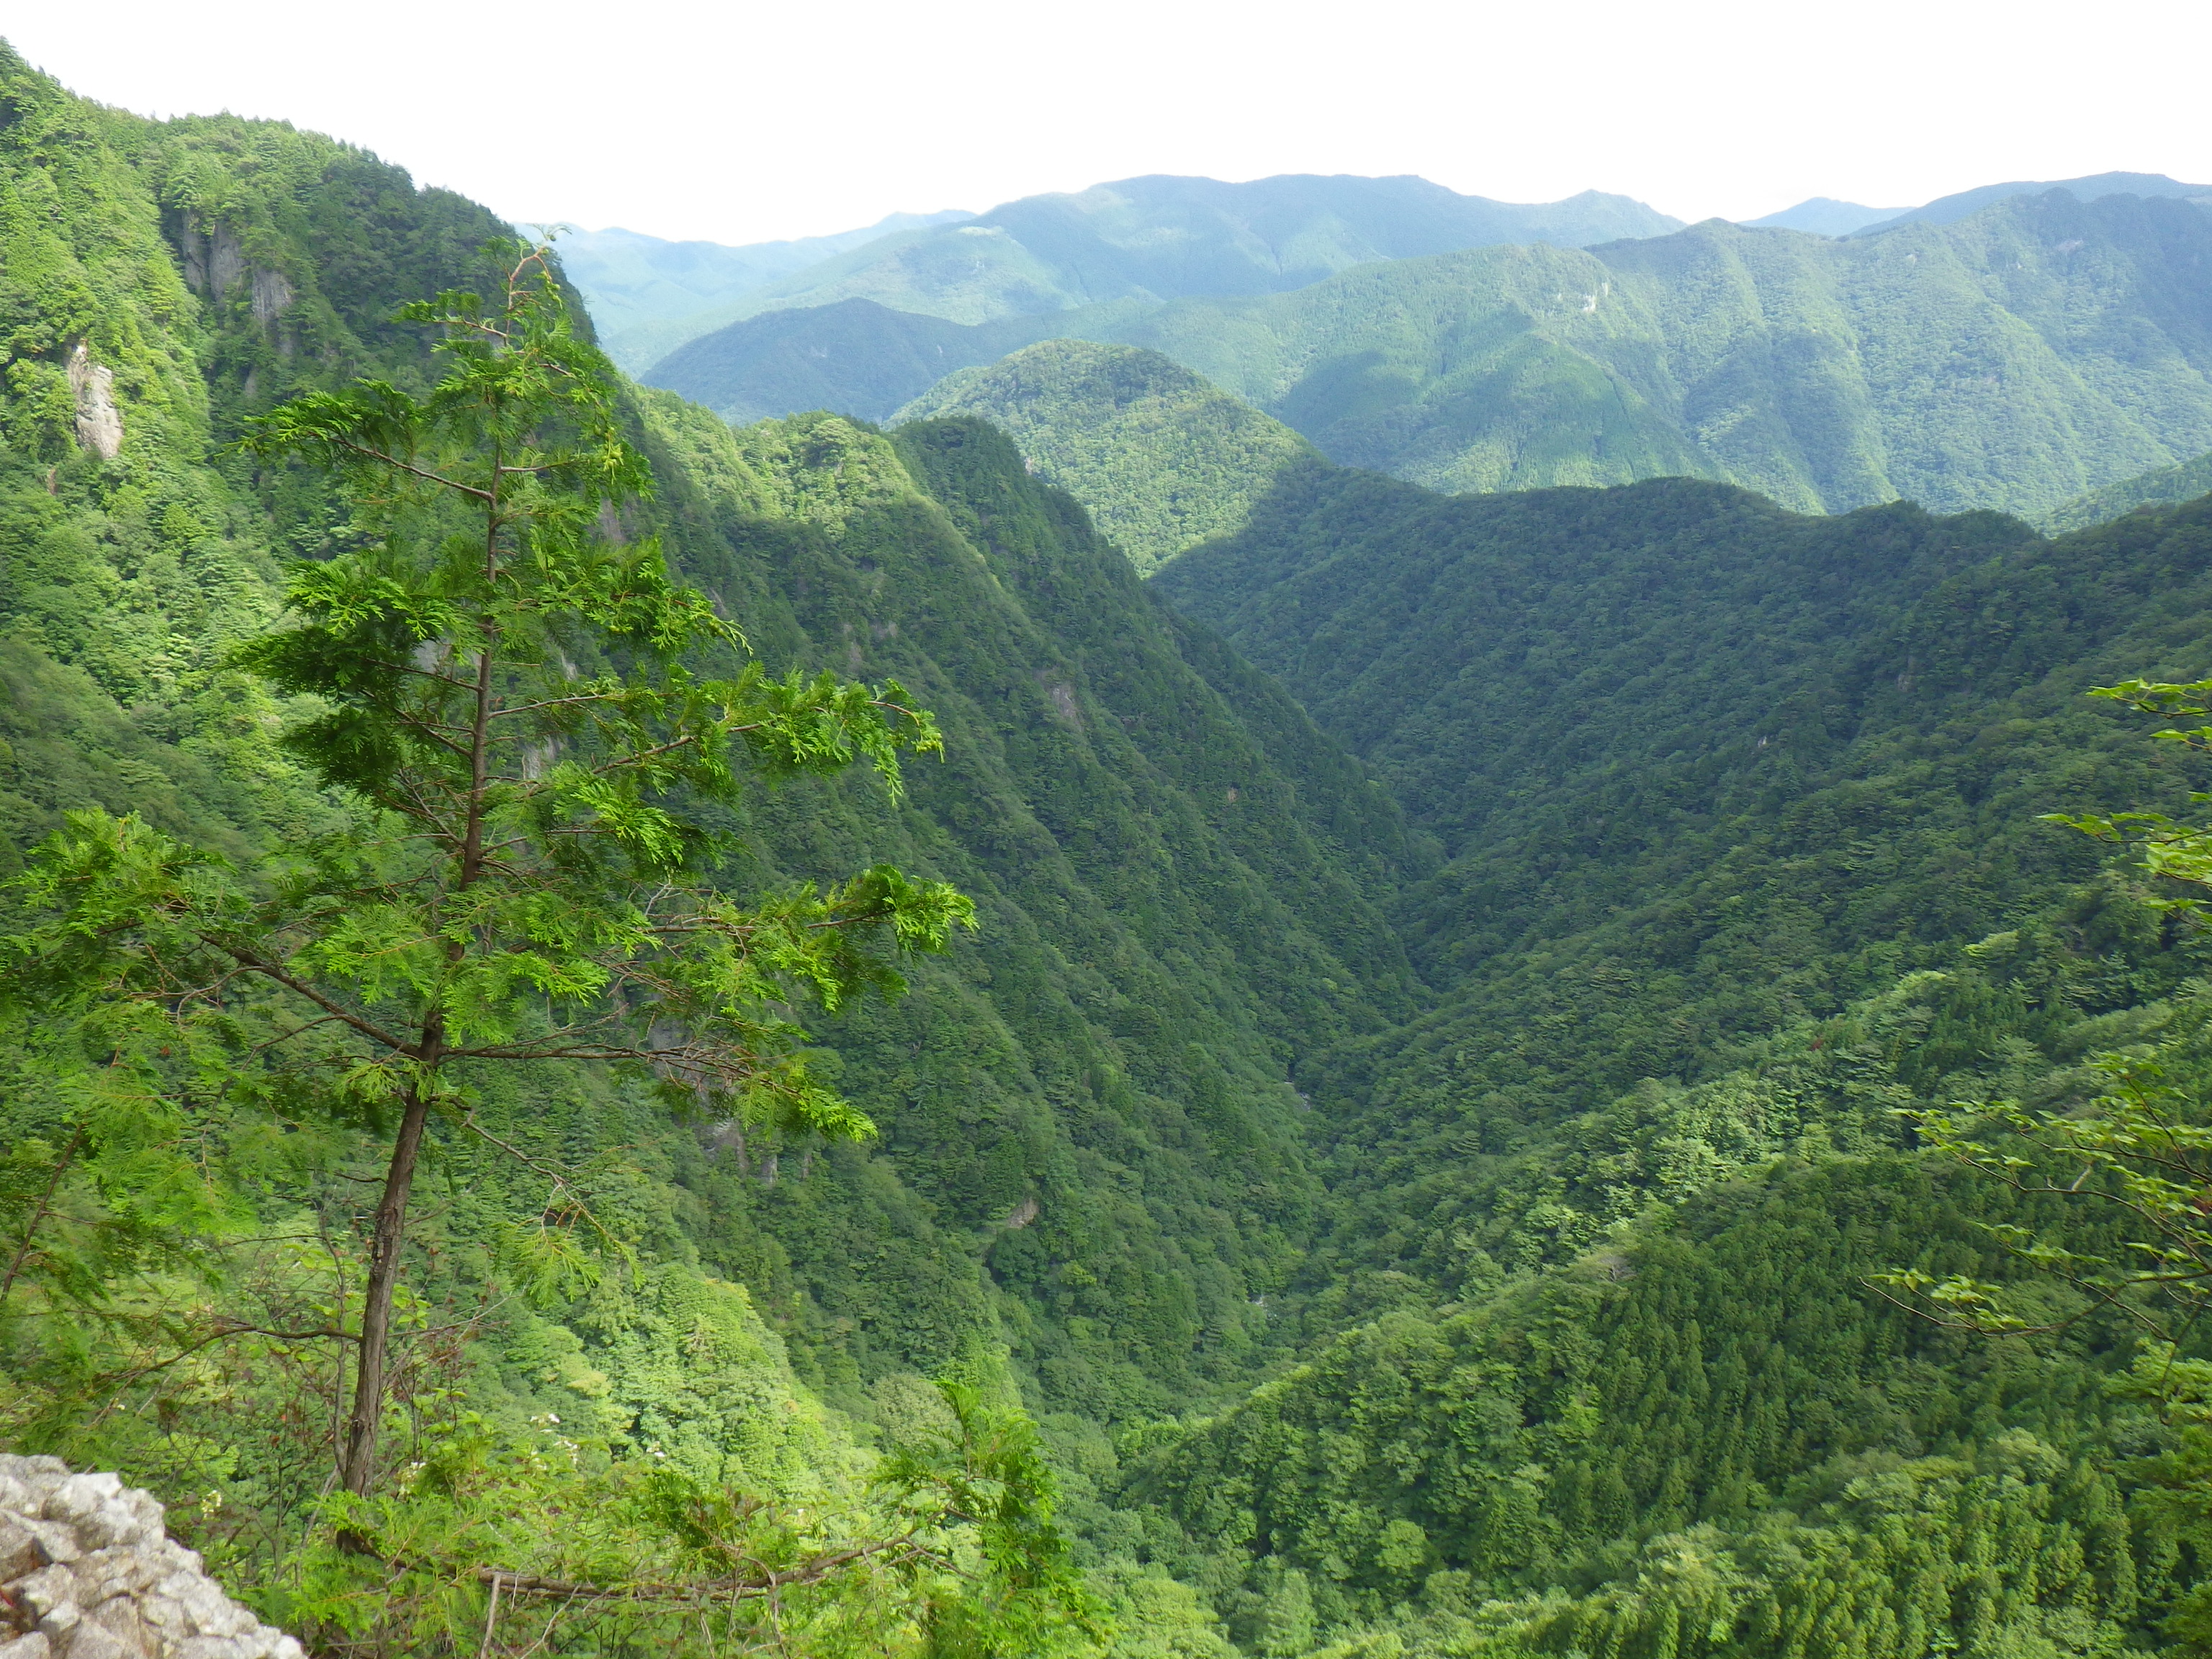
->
[0,1456,302,1659]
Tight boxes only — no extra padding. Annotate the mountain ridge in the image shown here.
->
[555,211,976,372]
[634,172,1683,346]
[658,187,2212,528]
[17,30,2212,1659]
[893,340,1317,572]
[1852,169,2212,235]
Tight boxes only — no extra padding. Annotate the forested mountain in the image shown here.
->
[0,39,1413,1653]
[556,212,975,373]
[1738,197,1906,234]
[0,30,1437,1432]
[654,174,1683,335]
[1105,190,2212,518]
[17,31,2212,1659]
[894,342,1316,572]
[667,186,2212,529]
[639,176,1683,421]
[2047,446,2212,531]
[1146,470,2212,1654]
[1852,169,2211,235]
[645,296,1094,426]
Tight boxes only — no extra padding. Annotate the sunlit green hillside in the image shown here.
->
[17,30,2212,1659]
[896,341,1316,572]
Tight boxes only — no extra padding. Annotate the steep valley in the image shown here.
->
[11,37,2212,1659]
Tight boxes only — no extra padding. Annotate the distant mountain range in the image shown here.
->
[644,186,2212,530]
[1851,169,2212,235]
[694,174,1686,327]
[570,175,1683,370]
[554,212,974,371]
[1738,198,1907,235]
[1732,173,2212,239]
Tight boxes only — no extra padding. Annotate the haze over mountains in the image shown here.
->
[19,28,2212,1658]
[603,169,2212,531]
[577,174,1683,369]
[555,211,976,372]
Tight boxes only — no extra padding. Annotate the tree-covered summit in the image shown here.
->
[895,341,1315,572]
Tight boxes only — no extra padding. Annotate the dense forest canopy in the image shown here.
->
[895,342,1316,574]
[13,33,2212,1659]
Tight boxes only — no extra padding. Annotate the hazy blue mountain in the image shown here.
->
[1853,171,2212,234]
[1739,197,1910,235]
[646,297,1130,425]
[655,173,1685,333]
[555,211,974,370]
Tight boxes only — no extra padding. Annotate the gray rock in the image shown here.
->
[56,1619,138,1659]
[1,1465,301,1659]
[67,1556,158,1609]
[10,1522,78,1572]
[14,1563,77,1629]
[0,1516,42,1581]
[76,1596,153,1659]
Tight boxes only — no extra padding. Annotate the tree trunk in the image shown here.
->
[338,1084,435,1503]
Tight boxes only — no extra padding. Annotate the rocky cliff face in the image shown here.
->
[0,1458,300,1659]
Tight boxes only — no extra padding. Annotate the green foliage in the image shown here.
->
[1140,475,2212,1652]
[621,403,1424,1417]
[646,297,1085,427]
[25,35,2212,1659]
[2044,452,2212,535]
[1899,679,2212,1345]
[0,52,1439,1650]
[3,254,968,1550]
[1112,195,2212,518]
[895,342,1316,573]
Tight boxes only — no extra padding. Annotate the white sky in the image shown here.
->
[10,0,2211,248]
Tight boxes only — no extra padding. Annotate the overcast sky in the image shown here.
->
[11,0,2211,247]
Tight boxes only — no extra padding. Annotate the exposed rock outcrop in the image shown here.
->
[0,1457,302,1659]
[66,343,122,461]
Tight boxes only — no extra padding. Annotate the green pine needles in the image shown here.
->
[1,246,974,1507]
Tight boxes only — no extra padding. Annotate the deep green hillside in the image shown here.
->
[672,173,1683,333]
[22,31,2212,1659]
[0,37,1429,1439]
[1113,191,2212,518]
[1154,472,2033,855]
[0,40,1416,1653]
[2046,448,2212,531]
[1158,473,2212,1124]
[0,40,521,864]
[894,341,1316,572]
[1139,470,2212,1656]
[624,407,1425,1419]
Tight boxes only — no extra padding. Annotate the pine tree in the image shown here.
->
[0,246,971,1509]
